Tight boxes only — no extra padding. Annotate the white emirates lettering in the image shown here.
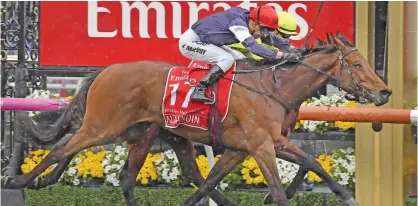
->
[87,1,309,40]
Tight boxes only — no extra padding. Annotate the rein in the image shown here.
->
[221,47,371,113]
[303,2,324,49]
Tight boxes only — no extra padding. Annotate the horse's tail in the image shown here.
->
[16,69,104,145]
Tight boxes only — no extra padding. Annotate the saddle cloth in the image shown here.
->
[162,60,236,130]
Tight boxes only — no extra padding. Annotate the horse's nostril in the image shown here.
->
[379,89,392,98]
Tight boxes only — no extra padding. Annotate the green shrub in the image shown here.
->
[24,185,417,206]
[25,185,344,206]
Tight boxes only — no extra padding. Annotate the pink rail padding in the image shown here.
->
[0,98,70,111]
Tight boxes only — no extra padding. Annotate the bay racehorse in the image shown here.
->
[3,32,391,206]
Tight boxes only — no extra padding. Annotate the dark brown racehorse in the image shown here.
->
[3,32,391,206]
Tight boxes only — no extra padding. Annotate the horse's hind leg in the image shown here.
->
[182,149,247,206]
[26,156,74,189]
[273,138,358,206]
[162,134,237,206]
[118,122,159,206]
[281,164,308,199]
[263,151,309,204]
[1,124,115,189]
[25,134,75,189]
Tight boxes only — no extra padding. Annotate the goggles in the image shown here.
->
[256,5,276,35]
[277,30,291,39]
[259,25,275,34]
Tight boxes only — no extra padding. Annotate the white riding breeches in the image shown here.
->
[178,29,246,72]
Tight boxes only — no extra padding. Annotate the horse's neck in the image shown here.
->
[269,52,339,108]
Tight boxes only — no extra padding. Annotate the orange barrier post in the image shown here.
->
[298,106,417,124]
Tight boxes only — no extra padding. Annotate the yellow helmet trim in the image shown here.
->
[277,11,298,35]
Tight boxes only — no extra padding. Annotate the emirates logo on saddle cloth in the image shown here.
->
[162,60,236,130]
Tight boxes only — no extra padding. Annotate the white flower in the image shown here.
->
[331,147,356,186]
[155,149,181,184]
[115,146,126,155]
[68,167,77,175]
[219,181,228,190]
[102,159,109,166]
[119,160,126,167]
[115,164,122,171]
[104,165,112,174]
[114,156,120,161]
[276,159,300,185]
[73,178,80,186]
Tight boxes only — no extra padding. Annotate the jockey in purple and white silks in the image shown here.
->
[179,5,302,104]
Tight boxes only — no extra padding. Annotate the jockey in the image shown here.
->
[227,11,300,62]
[179,6,302,104]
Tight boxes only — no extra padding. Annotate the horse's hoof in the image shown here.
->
[263,193,273,204]
[1,176,21,189]
[26,177,40,189]
[344,198,359,206]
[1,176,11,189]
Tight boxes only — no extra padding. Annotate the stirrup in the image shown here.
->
[191,94,215,105]
[203,91,215,105]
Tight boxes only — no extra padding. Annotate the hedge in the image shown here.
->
[25,185,417,206]
[25,185,347,206]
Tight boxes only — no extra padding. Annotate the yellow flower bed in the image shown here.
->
[77,149,107,179]
[21,147,352,189]
[307,154,333,183]
[136,153,161,185]
[21,149,54,178]
[241,157,266,185]
[334,101,357,130]
[196,155,219,179]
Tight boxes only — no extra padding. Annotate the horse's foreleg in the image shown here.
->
[263,151,308,204]
[182,149,247,206]
[274,138,358,206]
[251,140,288,206]
[26,134,75,189]
[162,135,237,206]
[120,123,159,206]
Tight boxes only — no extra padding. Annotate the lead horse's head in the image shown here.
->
[322,31,391,106]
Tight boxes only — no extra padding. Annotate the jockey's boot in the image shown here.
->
[191,65,224,104]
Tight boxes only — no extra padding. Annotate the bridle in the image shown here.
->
[296,47,372,102]
[222,46,372,113]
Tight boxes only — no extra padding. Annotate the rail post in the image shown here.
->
[8,1,27,177]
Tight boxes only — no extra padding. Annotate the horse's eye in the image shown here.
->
[353,63,362,68]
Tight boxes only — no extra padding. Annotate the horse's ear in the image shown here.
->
[326,33,334,45]
[330,32,336,42]
[314,38,322,47]
[331,32,346,50]
[336,31,345,40]
[317,38,327,47]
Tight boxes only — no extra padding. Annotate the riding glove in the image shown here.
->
[281,52,302,62]
[289,47,307,54]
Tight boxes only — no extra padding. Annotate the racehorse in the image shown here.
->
[2,32,391,206]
